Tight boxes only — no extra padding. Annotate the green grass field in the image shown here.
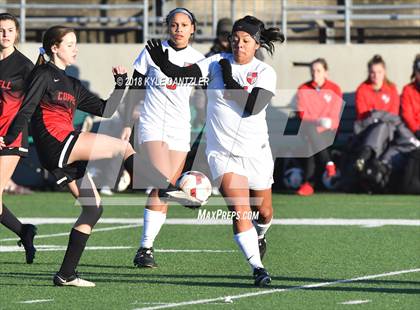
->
[0,192,419,309]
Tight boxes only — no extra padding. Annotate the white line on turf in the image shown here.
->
[15,218,420,227]
[0,245,235,253]
[132,268,420,310]
[339,300,371,305]
[0,224,140,242]
[18,299,54,304]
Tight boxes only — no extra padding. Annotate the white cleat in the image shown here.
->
[53,273,96,287]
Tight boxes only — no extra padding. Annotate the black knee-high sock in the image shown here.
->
[59,228,90,278]
[1,204,22,236]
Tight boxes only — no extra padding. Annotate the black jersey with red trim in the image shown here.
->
[4,62,126,146]
[0,49,34,148]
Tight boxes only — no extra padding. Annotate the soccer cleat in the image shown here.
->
[325,162,336,178]
[158,187,205,209]
[253,267,271,287]
[296,182,314,196]
[17,224,37,264]
[133,247,157,268]
[258,236,267,260]
[355,158,365,172]
[53,272,95,287]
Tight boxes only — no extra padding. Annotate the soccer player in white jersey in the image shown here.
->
[124,8,205,268]
[145,15,284,286]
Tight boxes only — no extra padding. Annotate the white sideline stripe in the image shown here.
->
[18,299,54,304]
[132,268,420,310]
[0,224,140,242]
[1,218,418,243]
[16,217,420,227]
[340,299,371,305]
[0,245,235,253]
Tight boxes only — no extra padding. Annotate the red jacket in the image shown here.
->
[297,79,343,132]
[401,81,420,133]
[355,81,399,120]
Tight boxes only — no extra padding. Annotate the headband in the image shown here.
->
[232,20,261,43]
[166,8,195,24]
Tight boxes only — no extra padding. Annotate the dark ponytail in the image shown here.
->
[260,26,284,56]
[34,25,75,67]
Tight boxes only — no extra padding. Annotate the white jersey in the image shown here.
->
[196,53,277,157]
[133,41,204,135]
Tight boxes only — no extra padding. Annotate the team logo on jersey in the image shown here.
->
[184,62,193,67]
[57,91,76,107]
[166,83,177,90]
[246,72,258,85]
[0,79,12,90]
[381,94,390,104]
[323,93,332,103]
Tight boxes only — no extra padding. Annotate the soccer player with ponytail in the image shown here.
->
[145,15,284,286]
[0,25,136,287]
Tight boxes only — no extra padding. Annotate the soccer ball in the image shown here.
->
[176,171,212,203]
[283,167,304,189]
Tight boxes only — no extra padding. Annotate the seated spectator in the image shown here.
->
[401,54,420,139]
[296,58,343,196]
[352,55,420,191]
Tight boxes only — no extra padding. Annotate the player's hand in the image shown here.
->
[112,66,128,88]
[112,65,127,75]
[0,136,6,150]
[146,39,169,68]
[121,127,132,141]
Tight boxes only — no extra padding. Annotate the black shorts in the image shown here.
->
[34,131,88,186]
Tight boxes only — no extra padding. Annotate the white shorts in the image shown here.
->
[207,147,274,190]
[138,123,190,152]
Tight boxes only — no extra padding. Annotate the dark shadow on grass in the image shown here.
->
[76,269,420,286]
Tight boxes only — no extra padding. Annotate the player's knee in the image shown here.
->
[257,206,273,221]
[82,204,103,226]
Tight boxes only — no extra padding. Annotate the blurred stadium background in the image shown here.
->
[2,0,418,190]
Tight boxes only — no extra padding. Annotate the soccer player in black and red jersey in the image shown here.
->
[0,25,135,287]
[0,13,37,264]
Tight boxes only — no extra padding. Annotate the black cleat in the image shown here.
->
[253,267,271,287]
[17,224,37,264]
[258,236,267,260]
[133,247,157,268]
[53,272,95,287]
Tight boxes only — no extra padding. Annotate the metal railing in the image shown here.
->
[0,0,149,43]
[0,0,419,44]
[282,0,420,44]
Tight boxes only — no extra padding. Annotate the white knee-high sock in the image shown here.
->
[253,220,272,239]
[141,208,166,248]
[234,227,263,270]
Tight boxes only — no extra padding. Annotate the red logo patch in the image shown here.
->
[246,72,258,85]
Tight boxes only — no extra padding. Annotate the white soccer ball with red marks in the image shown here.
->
[177,171,212,203]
